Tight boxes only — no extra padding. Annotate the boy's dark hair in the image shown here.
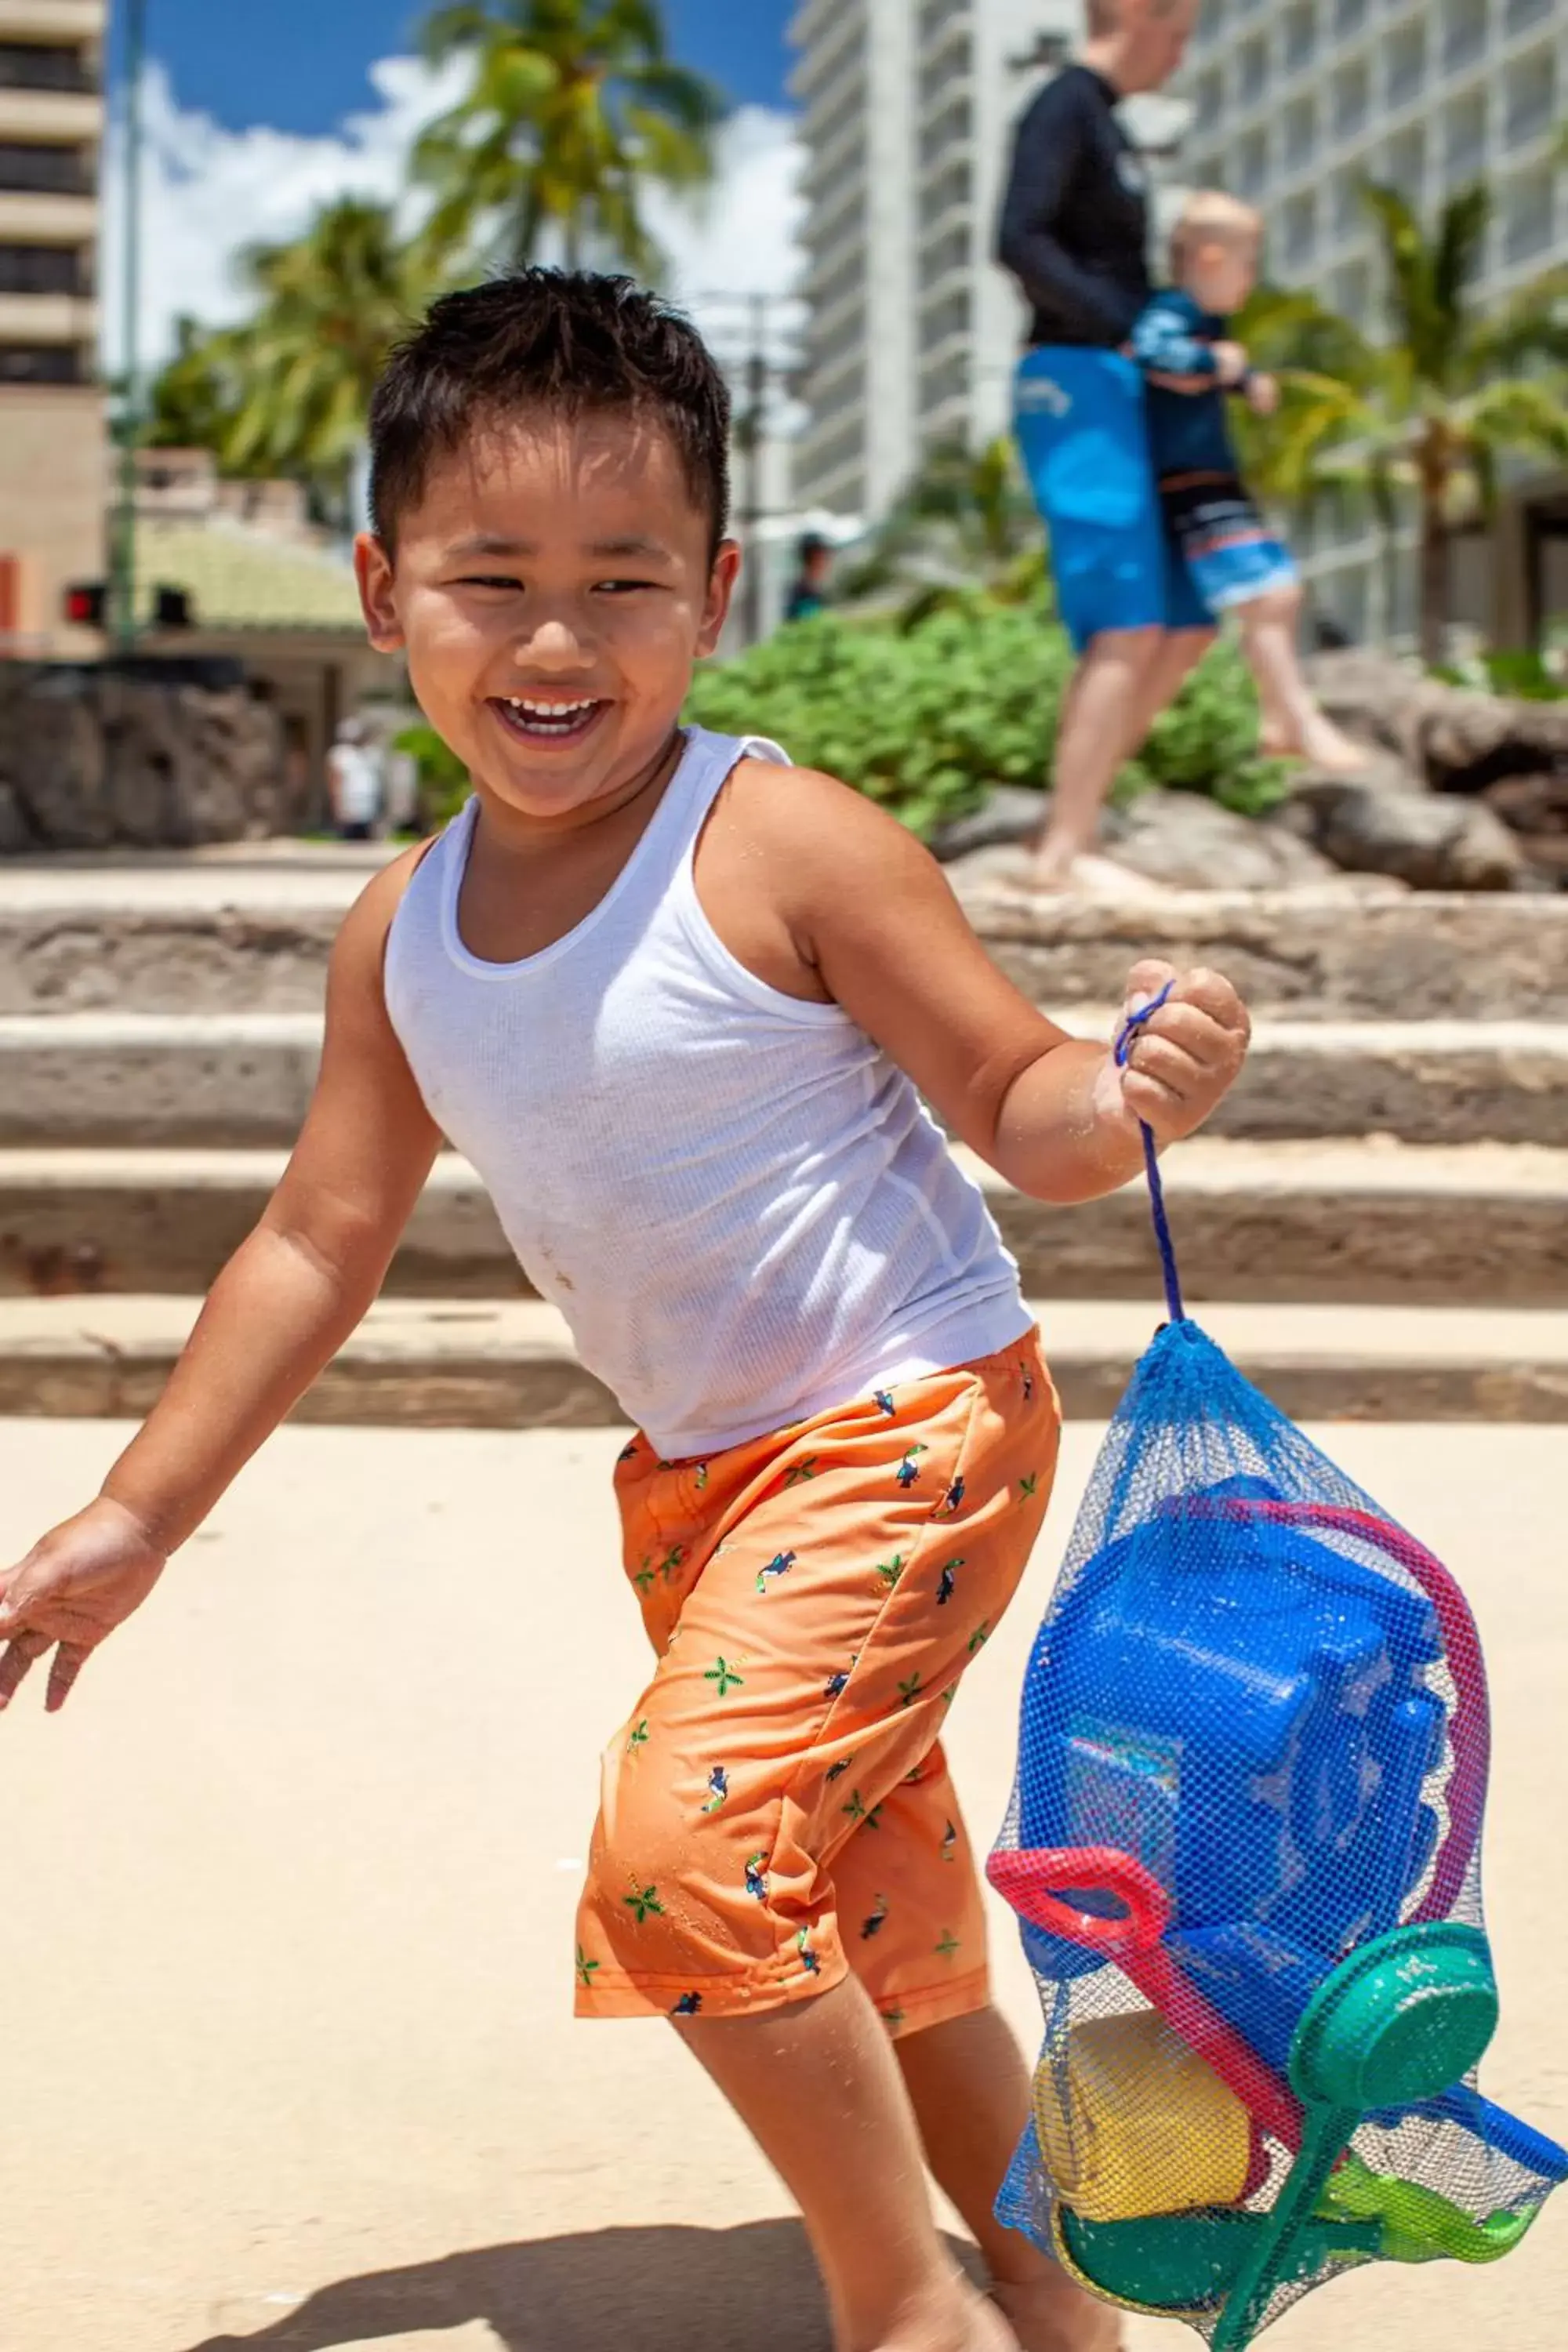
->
[369,270,733,555]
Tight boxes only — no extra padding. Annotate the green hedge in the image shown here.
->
[400,597,1287,834]
[688,602,1287,834]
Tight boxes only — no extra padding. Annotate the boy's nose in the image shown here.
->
[516,615,595,667]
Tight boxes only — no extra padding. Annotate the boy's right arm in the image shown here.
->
[0,855,443,1713]
[1130,294,1221,383]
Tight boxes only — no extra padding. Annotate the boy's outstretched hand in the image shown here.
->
[0,1498,168,1714]
[1094,960,1252,1145]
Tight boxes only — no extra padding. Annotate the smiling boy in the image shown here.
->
[0,274,1250,2352]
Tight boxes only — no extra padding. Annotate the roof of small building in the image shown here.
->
[135,518,365,633]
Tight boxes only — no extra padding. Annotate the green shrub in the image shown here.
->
[687,601,1287,833]
[397,601,1287,840]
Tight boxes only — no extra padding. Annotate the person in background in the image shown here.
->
[326,717,384,843]
[1130,193,1367,773]
[998,0,1207,894]
[786,531,834,624]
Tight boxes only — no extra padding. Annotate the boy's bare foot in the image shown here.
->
[1032,852,1171,903]
[990,2274,1125,2351]
[1259,717,1368,774]
[882,2274,1022,2351]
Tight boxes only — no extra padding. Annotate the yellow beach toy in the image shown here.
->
[1033,2010,1258,2224]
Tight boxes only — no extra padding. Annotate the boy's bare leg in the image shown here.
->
[1240,587,1367,772]
[1035,626,1216,891]
[677,1974,1018,2352]
[897,2006,1124,2352]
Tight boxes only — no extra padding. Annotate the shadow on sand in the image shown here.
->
[180,2219,839,2351]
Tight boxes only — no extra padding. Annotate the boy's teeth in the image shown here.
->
[507,697,596,717]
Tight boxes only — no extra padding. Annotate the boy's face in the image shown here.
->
[1189,237,1256,315]
[356,406,740,827]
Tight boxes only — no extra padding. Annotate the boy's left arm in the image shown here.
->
[760,772,1250,1204]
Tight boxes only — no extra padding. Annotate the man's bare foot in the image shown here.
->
[990,2272,1124,2351]
[1259,717,1368,774]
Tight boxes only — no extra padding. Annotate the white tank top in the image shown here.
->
[383,727,1033,1458]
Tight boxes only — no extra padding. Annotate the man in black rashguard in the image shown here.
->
[998,0,1211,893]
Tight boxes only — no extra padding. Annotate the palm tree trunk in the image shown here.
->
[1418,498,1449,668]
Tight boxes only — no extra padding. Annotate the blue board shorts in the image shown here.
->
[1014,347,1211,652]
[1159,469,1299,612]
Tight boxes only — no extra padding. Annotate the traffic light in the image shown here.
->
[63,580,107,626]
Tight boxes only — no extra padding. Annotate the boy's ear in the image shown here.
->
[354,534,405,654]
[697,539,744,659]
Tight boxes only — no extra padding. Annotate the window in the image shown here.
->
[1503,169,1555,262]
[1238,38,1267,102]
[920,287,971,354]
[1505,51,1556,146]
[1283,2,1317,70]
[1333,60,1370,136]
[1443,0,1487,72]
[0,343,85,383]
[1283,191,1319,269]
[1333,260,1373,325]
[1504,0,1552,28]
[0,142,88,194]
[1444,93,1488,186]
[1283,96,1318,169]
[0,43,91,92]
[1333,0,1367,34]
[1385,24,1425,110]
[1333,169,1364,240]
[1386,128,1426,205]
[0,243,84,295]
[1237,129,1269,198]
[1195,68,1224,130]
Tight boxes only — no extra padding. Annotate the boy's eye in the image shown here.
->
[459,574,523,590]
[596,578,660,596]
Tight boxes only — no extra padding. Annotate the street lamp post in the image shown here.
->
[111,0,147,656]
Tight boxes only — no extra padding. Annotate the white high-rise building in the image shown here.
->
[1174,0,1568,644]
[789,0,1082,524]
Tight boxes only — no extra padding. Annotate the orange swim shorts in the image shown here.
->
[574,1331,1059,2035]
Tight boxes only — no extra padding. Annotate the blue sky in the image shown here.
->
[125,1,794,133]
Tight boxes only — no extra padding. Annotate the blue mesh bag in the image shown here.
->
[988,993,1566,2348]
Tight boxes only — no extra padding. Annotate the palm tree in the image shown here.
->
[414,0,724,274]
[1240,182,1568,664]
[220,198,448,525]
[837,438,1049,621]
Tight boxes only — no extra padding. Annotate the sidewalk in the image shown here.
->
[0,1417,1562,2351]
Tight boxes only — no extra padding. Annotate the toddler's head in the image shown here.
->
[1171,191,1262,316]
[354,270,739,828]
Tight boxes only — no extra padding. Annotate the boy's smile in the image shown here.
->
[356,408,740,837]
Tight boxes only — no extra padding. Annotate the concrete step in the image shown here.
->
[2,1140,1563,1307]
[4,877,1566,1020]
[4,1294,1565,1425]
[3,1010,1567,1149]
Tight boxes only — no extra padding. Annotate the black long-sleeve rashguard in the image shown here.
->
[996,65,1152,349]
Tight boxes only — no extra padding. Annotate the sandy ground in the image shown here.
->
[0,1418,1563,2352]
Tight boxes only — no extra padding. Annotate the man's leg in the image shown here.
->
[1033,626,1163,887]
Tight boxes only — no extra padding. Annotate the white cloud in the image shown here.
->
[100,59,806,379]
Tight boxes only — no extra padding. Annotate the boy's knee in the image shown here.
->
[1245,584,1302,630]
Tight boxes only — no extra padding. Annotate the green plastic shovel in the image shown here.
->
[1210,1922,1501,2350]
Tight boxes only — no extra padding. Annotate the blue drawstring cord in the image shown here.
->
[1114,980,1188,1327]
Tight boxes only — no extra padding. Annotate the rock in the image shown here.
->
[0,666,287,851]
[1316,783,1526,891]
[1305,648,1568,795]
[0,784,34,856]
[1103,788,1340,890]
[930,786,1044,862]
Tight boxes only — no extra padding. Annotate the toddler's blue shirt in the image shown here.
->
[1131,289,1244,479]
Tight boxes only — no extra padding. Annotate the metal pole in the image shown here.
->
[742,292,769,648]
[113,0,147,655]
